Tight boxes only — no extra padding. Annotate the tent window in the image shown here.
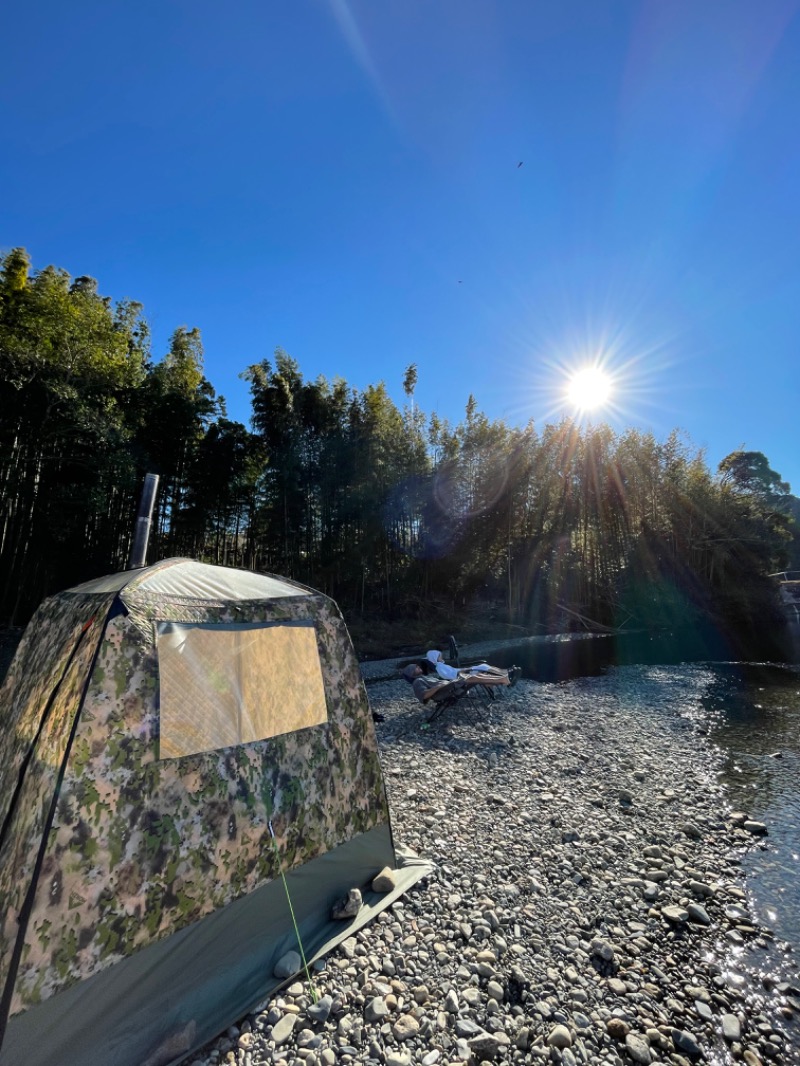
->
[156,622,328,759]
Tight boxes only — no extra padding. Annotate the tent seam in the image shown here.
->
[0,613,97,858]
[0,603,113,1051]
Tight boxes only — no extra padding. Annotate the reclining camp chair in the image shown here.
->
[401,664,502,724]
[414,675,487,723]
[426,639,519,706]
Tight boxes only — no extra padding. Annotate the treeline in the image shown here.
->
[1,248,797,647]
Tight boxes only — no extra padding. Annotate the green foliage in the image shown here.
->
[0,250,218,620]
[0,246,30,292]
[402,363,418,399]
[1,247,793,655]
[719,450,790,497]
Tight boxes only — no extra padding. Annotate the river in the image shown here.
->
[701,662,800,1050]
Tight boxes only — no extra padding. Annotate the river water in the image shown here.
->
[485,635,800,1055]
[700,662,800,1041]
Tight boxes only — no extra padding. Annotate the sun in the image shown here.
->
[566,366,613,412]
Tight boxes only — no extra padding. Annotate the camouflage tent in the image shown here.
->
[0,559,429,1066]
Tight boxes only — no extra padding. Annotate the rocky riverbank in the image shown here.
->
[195,667,797,1066]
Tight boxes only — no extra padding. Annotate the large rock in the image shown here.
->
[590,938,616,962]
[455,1018,482,1038]
[386,1054,412,1066]
[607,1018,630,1041]
[307,994,333,1024]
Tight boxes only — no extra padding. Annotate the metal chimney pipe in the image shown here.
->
[128,473,160,569]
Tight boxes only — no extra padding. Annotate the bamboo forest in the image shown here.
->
[1,248,798,649]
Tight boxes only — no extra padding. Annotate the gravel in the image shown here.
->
[193,666,797,1066]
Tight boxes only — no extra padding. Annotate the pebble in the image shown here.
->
[547,1024,573,1049]
[672,1027,703,1057]
[198,668,796,1066]
[686,902,711,925]
[306,995,333,1024]
[273,951,301,979]
[270,1015,296,1046]
[372,867,398,893]
[392,1014,419,1041]
[607,1018,630,1040]
[625,1032,652,1064]
[744,820,768,836]
[662,904,689,925]
[722,1013,742,1041]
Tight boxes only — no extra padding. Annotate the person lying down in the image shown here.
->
[401,657,521,705]
[424,649,520,683]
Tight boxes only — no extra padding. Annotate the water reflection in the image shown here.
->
[698,663,800,1057]
[701,663,800,951]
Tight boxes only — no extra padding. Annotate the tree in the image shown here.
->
[142,327,221,556]
[0,249,152,620]
[402,363,418,401]
[718,450,790,498]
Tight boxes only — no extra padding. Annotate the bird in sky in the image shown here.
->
[517,161,523,168]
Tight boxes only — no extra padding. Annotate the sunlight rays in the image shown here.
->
[502,305,686,433]
[324,0,397,122]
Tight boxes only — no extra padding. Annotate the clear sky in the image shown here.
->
[3,0,799,489]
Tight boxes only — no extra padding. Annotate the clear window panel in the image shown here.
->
[156,622,328,758]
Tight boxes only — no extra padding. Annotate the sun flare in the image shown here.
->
[566,366,613,412]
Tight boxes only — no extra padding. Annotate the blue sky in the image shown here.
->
[3,0,799,489]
